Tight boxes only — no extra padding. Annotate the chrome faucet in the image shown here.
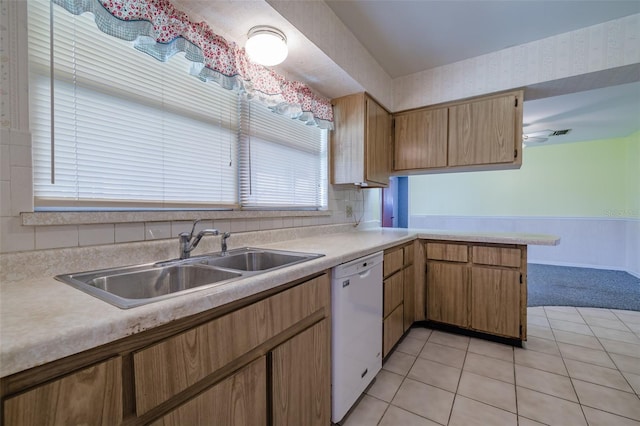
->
[220,232,231,256]
[179,219,219,259]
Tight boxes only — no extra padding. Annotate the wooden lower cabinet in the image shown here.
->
[272,320,330,426]
[383,272,403,317]
[471,267,521,338]
[426,262,468,328]
[3,357,122,426]
[1,273,331,426]
[425,241,527,340]
[382,243,415,357]
[151,357,267,426]
[132,274,329,415]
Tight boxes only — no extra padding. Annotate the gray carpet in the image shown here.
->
[527,264,640,311]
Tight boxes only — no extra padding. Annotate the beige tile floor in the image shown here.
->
[342,307,640,426]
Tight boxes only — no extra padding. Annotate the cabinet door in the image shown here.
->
[365,96,391,185]
[331,94,365,184]
[383,271,403,317]
[427,242,468,262]
[133,274,330,414]
[4,357,122,426]
[448,94,517,166]
[383,304,404,357]
[272,320,330,426]
[471,267,521,338]
[151,357,267,426]
[426,262,468,327]
[394,108,447,170]
[383,247,404,277]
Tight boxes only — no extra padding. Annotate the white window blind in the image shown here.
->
[239,99,328,210]
[28,0,239,208]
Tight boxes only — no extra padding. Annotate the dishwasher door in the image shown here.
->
[331,251,383,423]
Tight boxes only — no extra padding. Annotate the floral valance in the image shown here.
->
[53,0,334,129]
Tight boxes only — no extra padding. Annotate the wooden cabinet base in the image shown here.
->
[420,321,524,348]
[1,273,331,426]
[425,240,527,342]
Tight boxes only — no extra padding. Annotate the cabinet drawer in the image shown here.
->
[383,272,403,317]
[383,304,404,357]
[403,244,414,266]
[133,273,330,415]
[4,357,122,426]
[150,357,267,426]
[426,242,468,262]
[384,247,404,277]
[473,246,521,268]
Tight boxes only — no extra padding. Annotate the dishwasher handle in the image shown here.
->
[332,252,383,280]
[358,269,372,279]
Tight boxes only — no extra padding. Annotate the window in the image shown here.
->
[27,0,327,211]
[240,100,328,209]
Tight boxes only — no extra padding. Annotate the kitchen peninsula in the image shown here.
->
[0,227,558,425]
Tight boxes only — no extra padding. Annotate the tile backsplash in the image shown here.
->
[0,221,370,284]
[0,184,380,254]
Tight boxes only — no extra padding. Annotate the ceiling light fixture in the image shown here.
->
[245,26,288,66]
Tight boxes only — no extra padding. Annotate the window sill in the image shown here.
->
[21,209,331,226]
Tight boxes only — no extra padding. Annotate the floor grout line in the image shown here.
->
[344,308,640,426]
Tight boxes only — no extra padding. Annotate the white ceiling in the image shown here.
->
[325,1,640,79]
[174,0,640,144]
[523,81,640,145]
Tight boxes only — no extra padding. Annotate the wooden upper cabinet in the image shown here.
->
[392,90,523,173]
[366,96,392,184]
[448,93,520,167]
[331,92,391,187]
[394,107,448,170]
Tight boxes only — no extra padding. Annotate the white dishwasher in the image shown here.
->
[331,251,383,423]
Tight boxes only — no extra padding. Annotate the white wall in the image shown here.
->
[393,14,640,111]
[409,133,640,277]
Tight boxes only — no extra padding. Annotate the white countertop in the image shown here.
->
[0,228,559,377]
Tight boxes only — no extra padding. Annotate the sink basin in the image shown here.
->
[198,248,323,272]
[56,248,323,309]
[57,264,242,309]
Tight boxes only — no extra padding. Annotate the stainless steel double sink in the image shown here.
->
[55,248,324,309]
